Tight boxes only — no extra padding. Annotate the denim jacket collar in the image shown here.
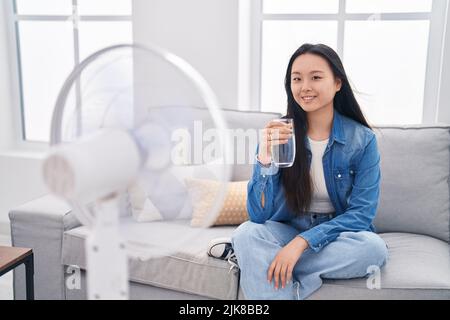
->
[330,109,346,145]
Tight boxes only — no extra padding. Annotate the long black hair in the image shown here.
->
[282,43,372,215]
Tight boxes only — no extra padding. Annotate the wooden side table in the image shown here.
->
[0,246,34,300]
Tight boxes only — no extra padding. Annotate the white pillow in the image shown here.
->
[128,180,163,222]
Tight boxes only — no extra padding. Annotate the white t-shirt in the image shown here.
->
[308,136,335,213]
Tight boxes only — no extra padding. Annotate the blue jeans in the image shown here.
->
[231,213,388,300]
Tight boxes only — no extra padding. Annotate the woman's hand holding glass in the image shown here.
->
[258,120,294,166]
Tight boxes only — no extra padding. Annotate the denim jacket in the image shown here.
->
[247,109,381,253]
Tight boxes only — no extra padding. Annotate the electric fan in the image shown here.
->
[42,44,232,299]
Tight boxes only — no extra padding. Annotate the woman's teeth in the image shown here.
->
[302,96,316,102]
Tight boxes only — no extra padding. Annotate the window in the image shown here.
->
[253,0,446,125]
[13,0,132,142]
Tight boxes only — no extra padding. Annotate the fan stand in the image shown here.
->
[85,192,129,299]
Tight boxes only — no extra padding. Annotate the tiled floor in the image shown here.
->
[0,233,14,300]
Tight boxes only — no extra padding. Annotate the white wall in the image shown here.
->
[133,0,240,109]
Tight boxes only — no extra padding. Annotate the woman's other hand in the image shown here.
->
[267,236,309,290]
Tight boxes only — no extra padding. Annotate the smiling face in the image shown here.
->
[290,53,342,113]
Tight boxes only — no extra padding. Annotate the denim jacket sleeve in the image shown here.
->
[299,133,381,253]
[246,147,281,223]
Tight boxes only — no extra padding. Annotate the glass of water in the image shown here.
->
[271,118,295,168]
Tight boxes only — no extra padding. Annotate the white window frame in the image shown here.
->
[6,0,132,149]
[239,0,450,125]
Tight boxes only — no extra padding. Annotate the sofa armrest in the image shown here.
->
[9,194,80,300]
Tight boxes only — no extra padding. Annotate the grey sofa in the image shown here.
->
[9,108,450,300]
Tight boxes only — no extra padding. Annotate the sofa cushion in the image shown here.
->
[306,232,450,299]
[373,126,450,242]
[377,233,450,289]
[62,217,238,299]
